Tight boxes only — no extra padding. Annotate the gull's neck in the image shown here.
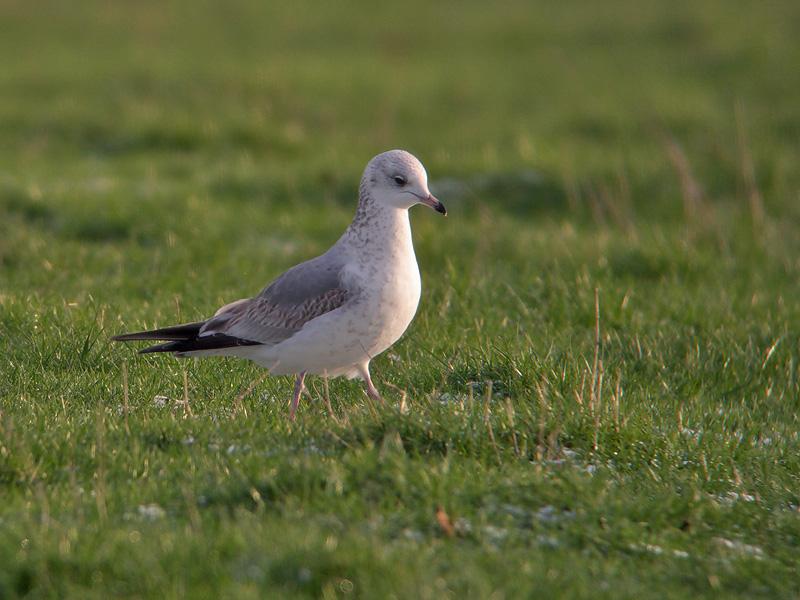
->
[340,185,414,256]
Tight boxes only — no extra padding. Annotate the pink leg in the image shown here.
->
[357,363,384,405]
[289,371,307,420]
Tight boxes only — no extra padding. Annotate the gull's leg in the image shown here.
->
[357,363,384,405]
[289,371,307,420]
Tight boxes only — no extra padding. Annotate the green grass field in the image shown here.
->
[2,0,800,597]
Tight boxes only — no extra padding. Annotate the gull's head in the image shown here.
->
[363,149,446,215]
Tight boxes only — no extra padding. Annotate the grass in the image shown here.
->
[2,0,800,597]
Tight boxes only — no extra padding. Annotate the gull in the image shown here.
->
[113,149,446,419]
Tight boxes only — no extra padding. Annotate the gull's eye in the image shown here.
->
[393,175,407,186]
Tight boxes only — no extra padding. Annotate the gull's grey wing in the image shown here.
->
[199,252,352,345]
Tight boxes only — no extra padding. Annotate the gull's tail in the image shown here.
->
[112,321,260,355]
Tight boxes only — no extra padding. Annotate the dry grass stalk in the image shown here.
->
[612,375,621,433]
[322,374,336,419]
[607,171,636,236]
[483,381,501,463]
[122,360,130,434]
[592,289,602,398]
[504,398,520,457]
[591,288,604,452]
[36,482,50,530]
[535,383,548,465]
[731,460,743,488]
[182,485,202,530]
[467,381,475,414]
[575,370,586,407]
[700,452,709,482]
[182,368,193,418]
[735,101,765,232]
[94,406,108,522]
[593,370,604,452]
[438,286,454,319]
[663,135,705,225]
[383,381,409,415]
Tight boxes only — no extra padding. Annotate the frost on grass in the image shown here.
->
[482,525,508,545]
[713,537,765,560]
[534,504,576,524]
[402,528,424,542]
[454,518,472,536]
[475,503,577,549]
[536,535,561,549]
[716,491,756,505]
[680,428,703,441]
[629,543,690,559]
[137,504,166,520]
[492,503,576,525]
[258,392,282,403]
[530,446,601,476]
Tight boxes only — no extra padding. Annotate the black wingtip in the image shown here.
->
[111,333,138,342]
[111,321,206,343]
[113,321,261,354]
[134,335,262,355]
[138,342,180,354]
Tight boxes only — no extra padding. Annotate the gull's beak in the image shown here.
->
[420,193,447,216]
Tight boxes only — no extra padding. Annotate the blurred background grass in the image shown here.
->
[3,0,800,195]
[3,0,800,304]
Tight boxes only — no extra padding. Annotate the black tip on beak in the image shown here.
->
[421,193,447,216]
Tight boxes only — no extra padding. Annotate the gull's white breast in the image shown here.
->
[251,216,422,377]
